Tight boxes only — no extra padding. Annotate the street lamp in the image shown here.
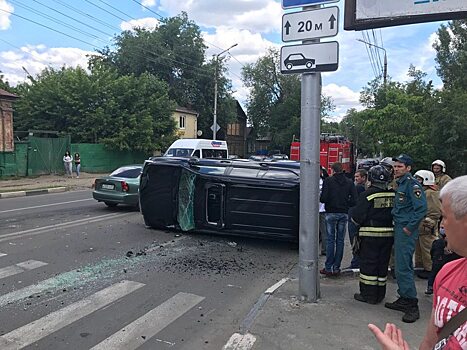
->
[357,39,387,85]
[212,43,238,140]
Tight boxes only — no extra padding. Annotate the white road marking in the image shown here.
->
[0,198,93,214]
[16,260,48,270]
[0,260,48,280]
[264,278,289,295]
[91,292,205,350]
[0,280,145,350]
[0,253,6,257]
[0,212,133,243]
[223,333,257,350]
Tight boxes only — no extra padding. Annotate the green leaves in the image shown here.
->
[241,48,334,151]
[14,65,175,152]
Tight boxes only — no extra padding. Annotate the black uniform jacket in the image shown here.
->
[350,186,395,237]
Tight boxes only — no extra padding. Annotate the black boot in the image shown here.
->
[384,297,412,312]
[354,293,377,305]
[402,299,420,323]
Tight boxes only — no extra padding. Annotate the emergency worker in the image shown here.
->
[385,154,427,323]
[431,159,452,190]
[380,156,397,277]
[352,165,395,304]
[380,157,396,190]
[413,170,442,280]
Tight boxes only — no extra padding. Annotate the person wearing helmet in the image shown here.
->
[413,170,442,280]
[380,157,396,190]
[431,159,452,190]
[350,165,395,305]
[385,154,427,323]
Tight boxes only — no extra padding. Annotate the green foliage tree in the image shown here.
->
[94,12,236,138]
[340,68,435,165]
[14,64,175,152]
[0,72,12,91]
[433,19,467,90]
[242,48,335,152]
[431,19,467,176]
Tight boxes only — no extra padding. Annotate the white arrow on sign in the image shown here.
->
[280,41,339,74]
[282,7,339,42]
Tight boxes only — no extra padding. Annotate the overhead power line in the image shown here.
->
[83,0,128,22]
[29,0,113,37]
[0,8,102,49]
[130,0,164,19]
[10,0,108,44]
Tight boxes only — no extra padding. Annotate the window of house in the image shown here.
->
[227,123,240,136]
[179,115,186,129]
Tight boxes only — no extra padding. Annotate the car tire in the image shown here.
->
[306,61,313,69]
[104,202,118,207]
[286,63,293,70]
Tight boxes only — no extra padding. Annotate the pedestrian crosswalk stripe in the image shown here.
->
[0,280,145,350]
[223,333,257,350]
[0,260,48,280]
[91,292,205,350]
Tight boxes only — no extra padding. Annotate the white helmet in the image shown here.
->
[431,159,446,173]
[414,170,436,186]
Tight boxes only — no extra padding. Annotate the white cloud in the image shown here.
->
[202,26,279,108]
[0,0,13,30]
[203,26,278,60]
[0,45,93,85]
[141,0,156,7]
[120,17,160,31]
[323,83,362,120]
[159,0,282,33]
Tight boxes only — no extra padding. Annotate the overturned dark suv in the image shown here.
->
[139,157,300,241]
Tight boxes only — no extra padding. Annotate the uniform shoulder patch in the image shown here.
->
[414,188,422,199]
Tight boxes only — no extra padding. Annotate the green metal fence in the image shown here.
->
[0,139,150,177]
[70,144,150,173]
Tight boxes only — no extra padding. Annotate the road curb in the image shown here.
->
[0,187,67,199]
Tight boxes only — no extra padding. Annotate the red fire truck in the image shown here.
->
[290,135,356,175]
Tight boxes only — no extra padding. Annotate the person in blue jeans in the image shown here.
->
[320,162,357,276]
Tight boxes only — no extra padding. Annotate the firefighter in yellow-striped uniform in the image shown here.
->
[351,165,395,304]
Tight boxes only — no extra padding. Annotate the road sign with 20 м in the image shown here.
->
[282,7,339,42]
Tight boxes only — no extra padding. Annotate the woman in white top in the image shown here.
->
[63,151,73,177]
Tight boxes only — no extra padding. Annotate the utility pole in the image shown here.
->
[299,3,321,302]
[213,43,238,140]
[357,39,387,85]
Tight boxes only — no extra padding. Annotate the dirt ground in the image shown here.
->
[0,172,108,193]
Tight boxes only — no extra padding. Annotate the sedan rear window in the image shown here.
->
[110,167,142,178]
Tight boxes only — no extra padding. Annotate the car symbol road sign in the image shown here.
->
[280,41,339,74]
[282,7,339,42]
[282,0,339,10]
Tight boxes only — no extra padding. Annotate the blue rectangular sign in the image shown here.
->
[282,0,339,9]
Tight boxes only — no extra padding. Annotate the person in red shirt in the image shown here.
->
[368,175,467,350]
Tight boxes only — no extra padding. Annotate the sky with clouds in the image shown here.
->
[0,0,449,119]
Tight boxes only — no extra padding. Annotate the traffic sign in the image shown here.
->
[282,7,339,42]
[282,0,339,10]
[210,123,220,133]
[280,41,339,74]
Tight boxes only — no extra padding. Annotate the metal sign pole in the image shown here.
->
[299,4,321,302]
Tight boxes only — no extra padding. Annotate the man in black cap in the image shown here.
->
[384,154,427,323]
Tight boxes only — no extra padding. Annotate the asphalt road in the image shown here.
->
[0,191,298,349]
